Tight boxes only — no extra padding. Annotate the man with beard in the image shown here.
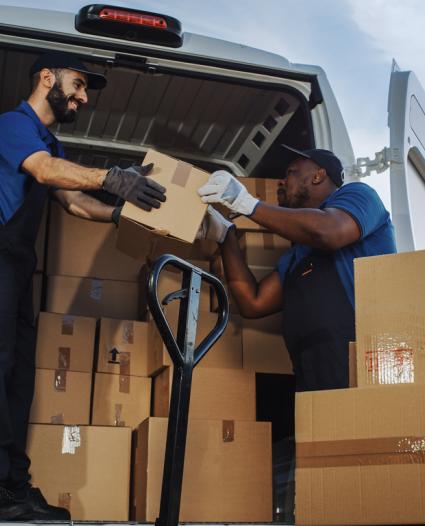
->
[0,52,166,521]
[197,146,396,392]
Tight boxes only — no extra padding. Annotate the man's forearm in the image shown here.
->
[38,156,107,190]
[55,190,114,222]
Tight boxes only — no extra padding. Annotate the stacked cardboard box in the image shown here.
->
[295,250,425,525]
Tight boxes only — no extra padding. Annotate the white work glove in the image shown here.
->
[198,170,259,216]
[196,206,235,244]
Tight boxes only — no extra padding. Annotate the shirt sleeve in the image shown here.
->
[324,182,390,239]
[0,112,50,172]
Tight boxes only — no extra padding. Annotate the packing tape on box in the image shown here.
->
[122,321,134,344]
[62,426,81,455]
[51,413,64,424]
[222,420,235,442]
[172,160,191,187]
[296,436,425,468]
[58,492,71,511]
[90,279,103,301]
[119,375,130,394]
[119,352,130,376]
[114,403,125,427]
[61,315,74,335]
[363,345,415,385]
[54,370,67,391]
[58,347,70,370]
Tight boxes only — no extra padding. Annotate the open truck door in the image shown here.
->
[388,60,425,252]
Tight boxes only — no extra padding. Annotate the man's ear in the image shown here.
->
[312,167,327,185]
[39,68,55,89]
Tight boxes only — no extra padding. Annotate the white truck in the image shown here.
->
[0,4,424,525]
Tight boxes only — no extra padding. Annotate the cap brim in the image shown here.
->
[72,67,107,90]
[280,144,311,162]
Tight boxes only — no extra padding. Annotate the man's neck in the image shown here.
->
[26,95,55,127]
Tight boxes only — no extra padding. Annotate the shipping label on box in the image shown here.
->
[29,369,91,425]
[92,372,151,429]
[97,318,149,377]
[36,312,96,373]
[132,417,272,522]
[355,251,425,387]
[27,424,131,521]
[295,384,425,525]
[117,149,211,261]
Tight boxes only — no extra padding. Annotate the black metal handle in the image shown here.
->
[147,253,229,526]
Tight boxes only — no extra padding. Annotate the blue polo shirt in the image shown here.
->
[277,182,397,308]
[0,100,64,224]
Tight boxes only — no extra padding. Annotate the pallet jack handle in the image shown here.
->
[147,254,229,526]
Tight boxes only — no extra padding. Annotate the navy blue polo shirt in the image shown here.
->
[277,182,397,308]
[0,100,64,224]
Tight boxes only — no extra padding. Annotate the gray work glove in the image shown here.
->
[103,163,166,211]
[111,206,122,226]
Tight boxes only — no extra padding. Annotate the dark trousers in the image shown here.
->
[0,250,35,491]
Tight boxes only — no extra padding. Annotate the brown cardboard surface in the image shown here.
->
[139,262,211,317]
[295,384,425,525]
[355,251,425,386]
[47,202,142,281]
[349,341,357,388]
[152,366,255,421]
[147,302,243,376]
[46,275,139,319]
[242,312,293,374]
[132,417,272,522]
[92,373,151,429]
[30,369,91,425]
[240,231,291,267]
[36,312,96,373]
[117,150,211,260]
[27,424,131,521]
[97,318,149,377]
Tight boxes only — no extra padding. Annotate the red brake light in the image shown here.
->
[99,8,168,29]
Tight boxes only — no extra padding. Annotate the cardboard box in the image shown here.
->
[97,318,149,377]
[30,369,91,424]
[153,366,255,421]
[36,312,96,373]
[117,149,212,261]
[349,341,357,388]
[147,301,242,376]
[27,424,131,521]
[46,275,139,319]
[92,372,151,429]
[355,251,425,387]
[133,417,272,522]
[242,312,293,374]
[47,202,142,281]
[139,261,211,317]
[240,231,290,267]
[216,177,280,231]
[295,384,425,525]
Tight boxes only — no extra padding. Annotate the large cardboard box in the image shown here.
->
[147,302,243,376]
[46,275,139,319]
[240,231,291,267]
[92,372,151,429]
[153,366,255,421]
[133,417,272,522]
[242,312,293,374]
[36,312,96,373]
[296,384,425,525]
[97,318,149,377]
[30,369,91,425]
[355,251,425,387]
[117,149,212,261]
[27,424,131,521]
[139,260,211,317]
[47,202,142,281]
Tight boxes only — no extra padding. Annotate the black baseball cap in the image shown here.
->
[281,144,344,187]
[29,51,107,90]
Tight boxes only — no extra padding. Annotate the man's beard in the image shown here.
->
[46,82,78,124]
[278,185,310,208]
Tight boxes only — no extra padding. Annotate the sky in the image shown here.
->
[2,0,425,208]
